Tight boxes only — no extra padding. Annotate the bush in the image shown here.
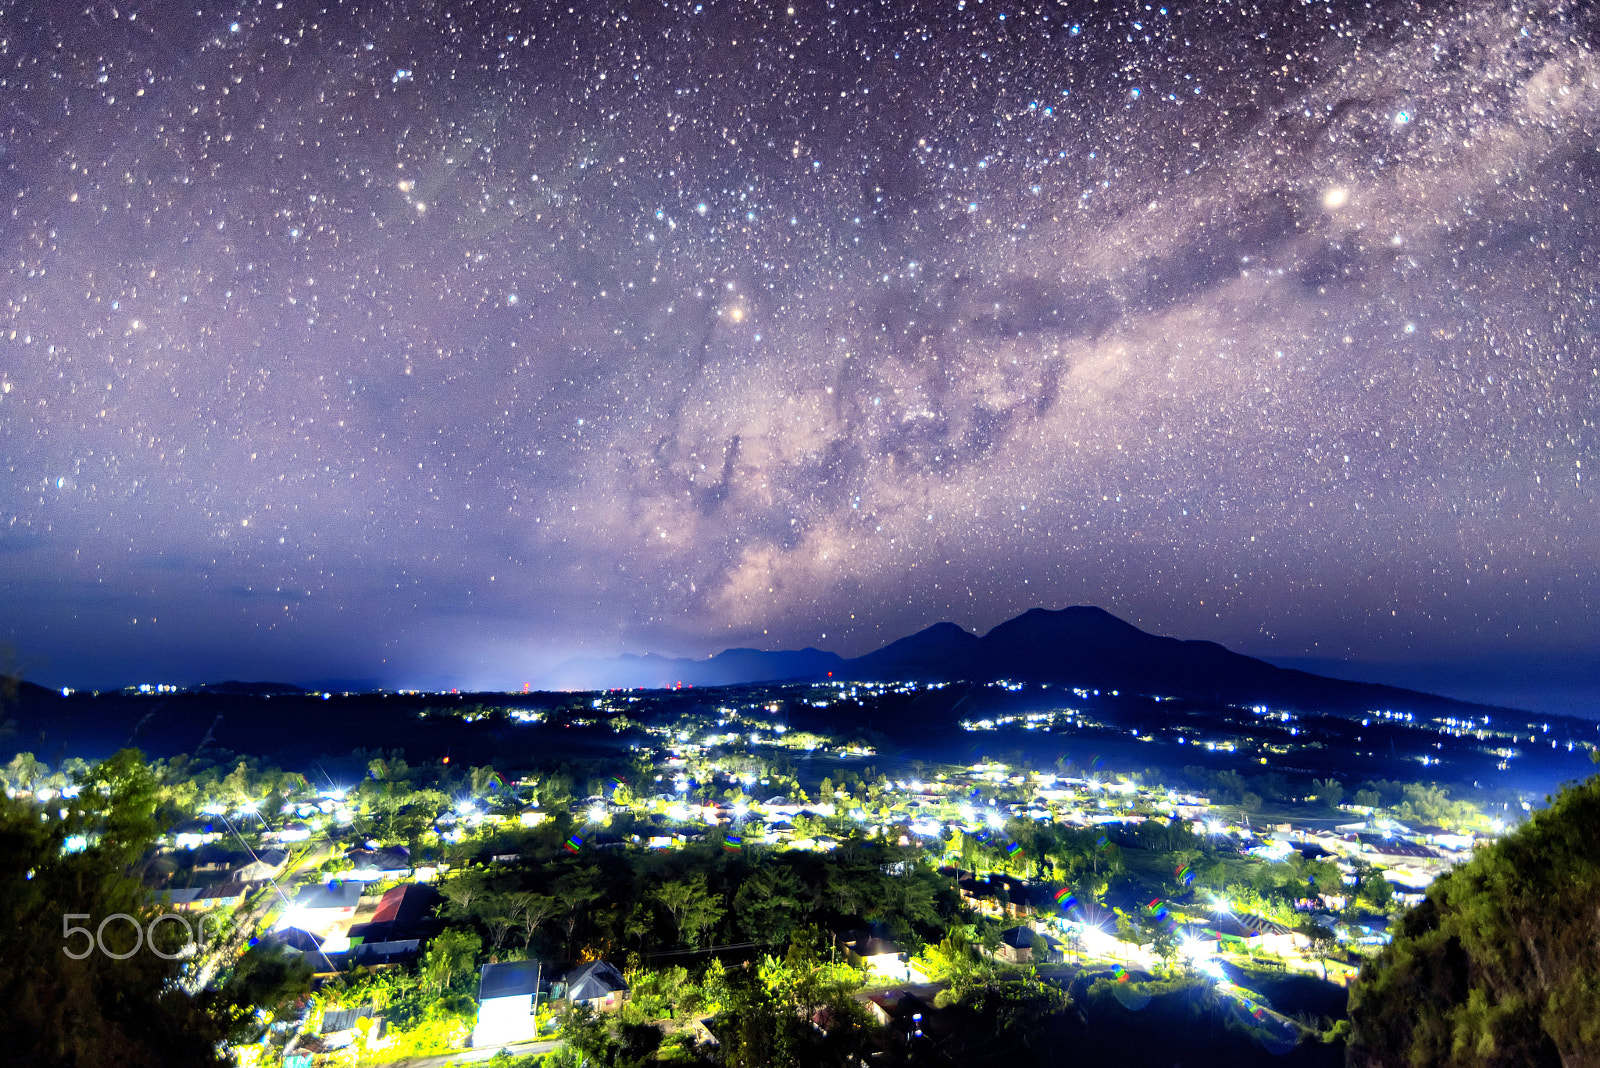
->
[1348,772,1600,1067]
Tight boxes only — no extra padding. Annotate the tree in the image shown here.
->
[3,751,46,793]
[0,749,310,1066]
[511,891,558,951]
[1347,772,1600,1067]
[480,892,519,950]
[959,830,980,879]
[365,749,410,783]
[876,867,941,943]
[936,975,1071,1063]
[977,922,1004,961]
[1296,921,1338,981]
[1312,778,1345,808]
[422,927,481,993]
[922,926,979,992]
[1139,913,1181,972]
[1115,912,1148,955]
[653,873,722,948]
[555,867,603,954]
[468,765,499,799]
[1212,769,1248,804]
[441,868,489,919]
[713,931,872,1068]
[1356,867,1394,912]
[391,789,445,853]
[733,864,806,944]
[559,1002,618,1065]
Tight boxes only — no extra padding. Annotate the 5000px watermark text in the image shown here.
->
[62,913,228,960]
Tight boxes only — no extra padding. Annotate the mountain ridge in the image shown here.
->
[550,605,1520,717]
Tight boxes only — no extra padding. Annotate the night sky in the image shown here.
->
[2,0,1596,714]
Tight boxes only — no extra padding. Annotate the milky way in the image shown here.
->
[1,0,1596,709]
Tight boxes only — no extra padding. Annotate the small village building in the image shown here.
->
[283,881,362,934]
[474,960,547,1047]
[165,881,251,912]
[343,845,412,882]
[560,960,629,1011]
[319,1005,382,1049]
[951,873,1031,920]
[234,847,290,882]
[168,817,225,850]
[864,990,936,1040]
[997,925,1065,964]
[343,882,439,966]
[281,1035,329,1067]
[190,843,247,874]
[834,930,926,983]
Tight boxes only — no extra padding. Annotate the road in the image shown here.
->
[190,839,331,990]
[382,1038,560,1066]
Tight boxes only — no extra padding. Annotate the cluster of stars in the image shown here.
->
[0,0,1595,707]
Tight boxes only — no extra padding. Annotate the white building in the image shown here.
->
[474,960,545,1048]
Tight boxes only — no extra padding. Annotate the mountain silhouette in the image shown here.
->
[554,606,1511,717]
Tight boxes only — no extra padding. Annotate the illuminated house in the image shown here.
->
[168,818,225,850]
[165,881,251,912]
[559,960,629,1011]
[997,925,1064,964]
[235,847,290,882]
[474,960,547,1048]
[834,930,927,983]
[283,881,363,934]
[344,883,441,966]
[343,844,413,882]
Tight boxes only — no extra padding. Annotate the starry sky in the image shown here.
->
[1,0,1596,713]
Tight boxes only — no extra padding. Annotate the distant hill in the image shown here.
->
[551,647,844,690]
[1,675,60,702]
[554,606,1512,719]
